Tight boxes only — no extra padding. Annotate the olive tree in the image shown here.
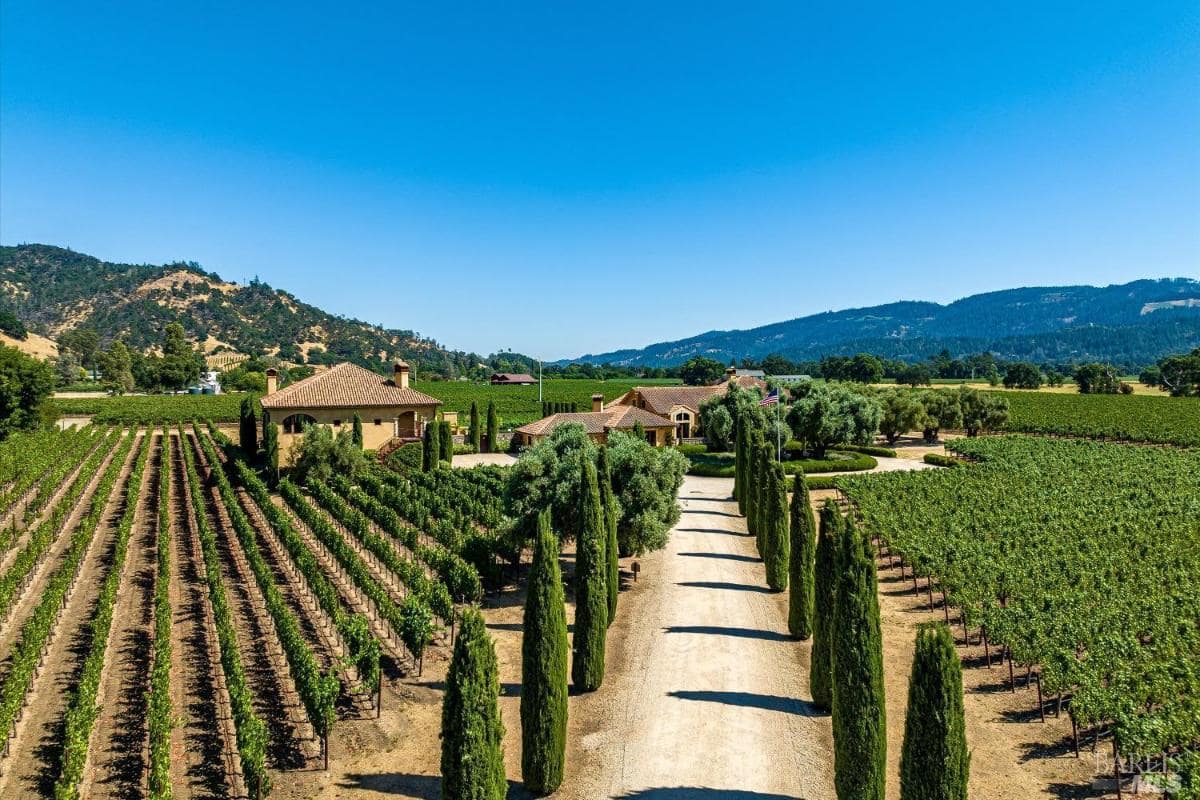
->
[605,431,688,556]
[787,381,881,457]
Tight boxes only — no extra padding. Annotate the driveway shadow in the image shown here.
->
[676,528,751,537]
[614,790,805,800]
[676,581,773,594]
[664,625,792,642]
[667,690,819,717]
[678,551,760,563]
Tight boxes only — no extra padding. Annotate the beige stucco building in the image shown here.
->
[260,361,441,462]
[513,394,675,448]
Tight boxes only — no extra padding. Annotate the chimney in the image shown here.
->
[592,394,604,413]
[265,368,278,395]
[394,361,410,390]
[726,366,737,381]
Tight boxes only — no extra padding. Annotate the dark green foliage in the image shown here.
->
[239,396,257,456]
[439,419,453,465]
[352,413,364,447]
[788,472,816,639]
[441,608,506,800]
[485,401,498,453]
[754,438,770,556]
[0,309,26,339]
[764,463,789,591]
[632,420,644,440]
[422,423,437,471]
[679,355,725,385]
[832,516,886,800]
[521,510,568,795]
[571,458,608,692]
[263,421,280,488]
[0,345,56,439]
[386,440,424,473]
[469,401,481,452]
[810,500,840,710]
[597,447,619,624]
[900,623,969,800]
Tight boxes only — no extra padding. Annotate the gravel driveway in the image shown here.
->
[563,475,835,799]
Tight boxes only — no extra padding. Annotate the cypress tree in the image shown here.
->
[810,500,840,710]
[632,420,645,441]
[486,401,498,453]
[764,463,789,591]
[263,422,280,489]
[440,608,506,800]
[571,458,608,691]
[440,419,454,464]
[351,413,364,448]
[422,422,437,471]
[831,516,887,800]
[733,411,743,508]
[746,428,762,542]
[521,509,568,795]
[597,447,619,625]
[900,623,969,800]
[469,402,481,452]
[239,396,257,457]
[754,438,771,555]
[788,470,816,639]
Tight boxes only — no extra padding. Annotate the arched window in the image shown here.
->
[281,413,317,434]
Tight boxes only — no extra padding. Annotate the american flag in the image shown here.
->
[759,388,780,407]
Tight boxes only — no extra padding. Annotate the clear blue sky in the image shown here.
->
[2,3,1197,359]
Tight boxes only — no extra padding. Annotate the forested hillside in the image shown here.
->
[0,244,490,375]
[573,279,1200,368]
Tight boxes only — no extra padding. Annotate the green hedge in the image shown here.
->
[923,453,964,468]
[675,443,709,456]
[785,475,840,491]
[686,450,875,478]
[837,443,898,458]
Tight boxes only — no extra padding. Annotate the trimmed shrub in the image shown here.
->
[831,517,887,800]
[805,475,838,491]
[439,420,453,465]
[571,458,608,691]
[923,453,962,468]
[900,623,969,800]
[441,608,506,800]
[521,510,568,795]
[422,423,437,471]
[788,470,816,639]
[782,453,876,475]
[352,413,363,448]
[387,441,424,473]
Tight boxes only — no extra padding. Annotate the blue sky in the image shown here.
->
[2,2,1197,359]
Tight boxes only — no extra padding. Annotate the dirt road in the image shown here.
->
[564,474,835,799]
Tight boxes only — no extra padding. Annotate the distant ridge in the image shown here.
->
[566,279,1200,369]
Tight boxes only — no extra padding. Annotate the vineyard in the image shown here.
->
[999,390,1200,446]
[839,436,1200,775]
[52,394,247,424]
[0,422,505,798]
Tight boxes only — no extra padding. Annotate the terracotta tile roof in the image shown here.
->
[515,405,672,437]
[260,362,441,410]
[618,385,726,415]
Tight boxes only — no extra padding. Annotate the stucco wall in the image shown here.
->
[266,404,438,463]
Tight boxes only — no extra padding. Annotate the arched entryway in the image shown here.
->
[281,413,317,434]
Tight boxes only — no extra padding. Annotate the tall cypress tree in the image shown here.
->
[422,422,437,471]
[440,419,454,464]
[733,411,745,510]
[469,402,481,452]
[900,623,969,800]
[810,500,840,710]
[746,428,763,543]
[831,516,887,800]
[754,438,771,556]
[486,401,498,453]
[441,608,506,800]
[239,396,257,457]
[571,458,608,691]
[263,421,280,488]
[521,509,568,795]
[597,447,620,625]
[764,463,789,591]
[351,413,364,448]
[788,470,816,639]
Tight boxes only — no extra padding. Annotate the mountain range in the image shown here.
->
[2,244,1196,373]
[567,279,1200,369]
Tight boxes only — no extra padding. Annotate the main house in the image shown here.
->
[608,368,767,441]
[260,361,441,462]
[512,394,674,447]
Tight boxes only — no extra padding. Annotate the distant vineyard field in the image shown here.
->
[411,378,681,428]
[53,393,249,423]
[997,391,1200,446]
